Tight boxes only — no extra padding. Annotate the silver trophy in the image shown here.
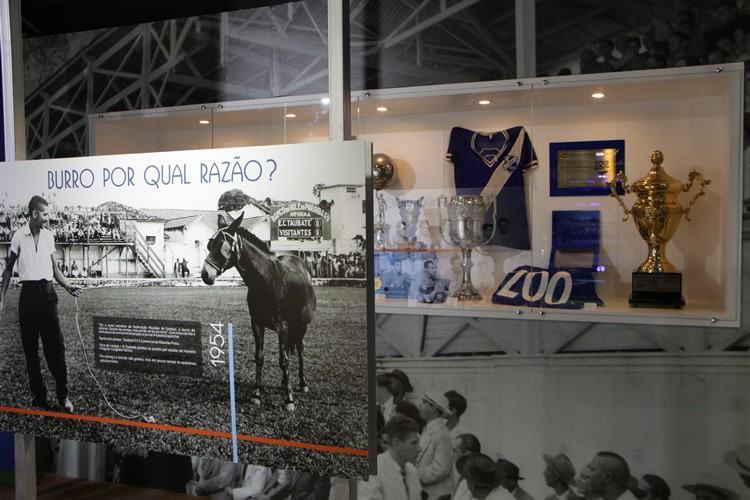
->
[396,196,424,247]
[374,192,390,250]
[439,195,497,301]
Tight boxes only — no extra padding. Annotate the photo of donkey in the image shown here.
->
[201,212,316,412]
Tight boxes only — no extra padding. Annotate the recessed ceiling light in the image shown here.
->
[321,97,331,105]
[478,99,492,105]
[591,92,605,99]
[285,113,297,118]
[199,120,210,124]
[376,106,389,112]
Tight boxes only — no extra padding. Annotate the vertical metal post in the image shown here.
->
[327,0,351,141]
[515,0,536,79]
[14,434,36,500]
[0,0,25,160]
[2,0,35,496]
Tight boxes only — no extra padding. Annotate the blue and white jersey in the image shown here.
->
[447,126,538,250]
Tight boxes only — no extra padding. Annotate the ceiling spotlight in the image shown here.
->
[376,106,389,112]
[478,99,492,105]
[591,92,605,99]
[321,97,331,105]
[199,119,210,124]
[285,113,297,118]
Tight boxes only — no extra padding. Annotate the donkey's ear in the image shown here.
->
[218,213,229,228]
[228,211,244,231]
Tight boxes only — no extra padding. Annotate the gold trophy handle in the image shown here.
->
[608,171,632,221]
[682,170,711,222]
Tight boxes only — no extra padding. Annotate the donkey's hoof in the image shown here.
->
[285,402,296,412]
[250,397,261,406]
[300,385,309,393]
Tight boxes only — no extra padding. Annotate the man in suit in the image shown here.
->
[576,452,637,500]
[496,459,534,500]
[417,393,454,500]
[542,453,582,500]
[358,415,422,500]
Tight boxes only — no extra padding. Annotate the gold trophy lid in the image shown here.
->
[630,150,684,197]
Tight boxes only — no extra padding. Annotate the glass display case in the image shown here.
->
[356,64,744,327]
[91,63,745,327]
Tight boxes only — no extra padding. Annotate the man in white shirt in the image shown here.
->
[417,393,454,499]
[576,452,638,500]
[358,415,422,500]
[0,196,80,412]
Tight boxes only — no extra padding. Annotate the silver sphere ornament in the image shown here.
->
[372,153,395,190]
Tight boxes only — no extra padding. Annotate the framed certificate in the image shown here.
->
[549,140,625,196]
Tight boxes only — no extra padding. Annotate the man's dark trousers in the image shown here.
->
[18,281,68,405]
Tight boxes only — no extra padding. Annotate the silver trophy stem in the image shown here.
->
[453,248,482,300]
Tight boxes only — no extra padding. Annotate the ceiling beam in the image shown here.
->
[378,0,483,50]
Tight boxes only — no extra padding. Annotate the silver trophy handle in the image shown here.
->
[437,195,454,246]
[480,196,498,246]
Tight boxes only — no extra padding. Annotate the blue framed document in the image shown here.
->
[549,140,625,196]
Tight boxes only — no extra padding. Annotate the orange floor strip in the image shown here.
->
[0,405,367,456]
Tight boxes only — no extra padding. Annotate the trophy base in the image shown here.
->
[453,284,482,301]
[629,272,685,308]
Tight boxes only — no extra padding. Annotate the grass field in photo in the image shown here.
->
[0,285,369,476]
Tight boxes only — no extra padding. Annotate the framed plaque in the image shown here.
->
[549,140,625,196]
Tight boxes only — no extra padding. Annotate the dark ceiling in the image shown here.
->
[21,0,297,37]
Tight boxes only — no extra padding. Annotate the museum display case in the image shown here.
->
[358,65,744,327]
[91,63,745,327]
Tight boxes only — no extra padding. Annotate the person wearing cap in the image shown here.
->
[358,415,422,500]
[634,474,670,500]
[455,454,513,500]
[496,459,534,500]
[417,393,454,500]
[576,452,637,500]
[682,482,740,500]
[724,444,750,488]
[542,453,582,500]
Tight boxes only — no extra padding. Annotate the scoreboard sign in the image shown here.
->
[270,201,331,240]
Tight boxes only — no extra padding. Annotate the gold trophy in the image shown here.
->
[608,150,710,307]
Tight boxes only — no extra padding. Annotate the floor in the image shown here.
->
[0,474,194,499]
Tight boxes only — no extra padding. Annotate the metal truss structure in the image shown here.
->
[24,0,520,160]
